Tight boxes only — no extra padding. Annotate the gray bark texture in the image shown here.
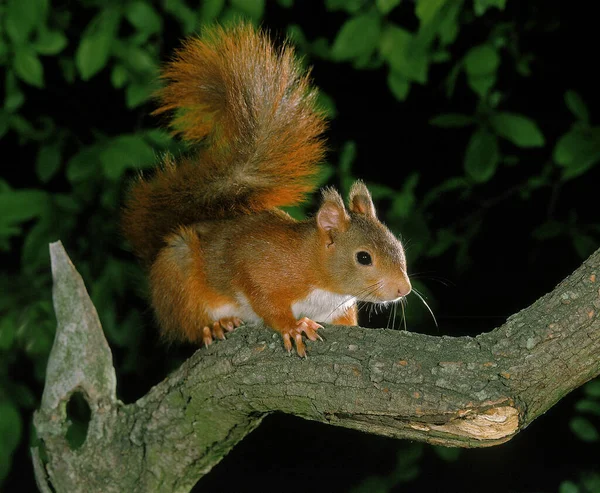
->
[33,241,600,492]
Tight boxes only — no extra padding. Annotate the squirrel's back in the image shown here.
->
[122,23,326,264]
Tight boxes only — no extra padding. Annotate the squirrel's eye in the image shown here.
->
[356,251,372,266]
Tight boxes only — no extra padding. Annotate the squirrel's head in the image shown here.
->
[316,181,411,303]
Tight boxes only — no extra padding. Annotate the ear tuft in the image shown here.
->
[349,180,376,217]
[317,188,349,232]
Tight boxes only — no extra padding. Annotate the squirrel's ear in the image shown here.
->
[348,180,376,218]
[317,188,350,233]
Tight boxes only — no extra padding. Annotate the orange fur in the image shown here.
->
[332,305,358,326]
[122,23,411,355]
[149,226,236,343]
[122,23,326,265]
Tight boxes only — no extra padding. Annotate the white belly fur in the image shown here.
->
[291,289,355,322]
[207,289,354,324]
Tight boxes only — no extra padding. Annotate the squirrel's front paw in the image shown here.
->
[281,317,323,358]
[202,317,243,346]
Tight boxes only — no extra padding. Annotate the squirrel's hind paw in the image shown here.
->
[202,317,244,346]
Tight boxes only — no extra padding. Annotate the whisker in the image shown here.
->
[326,281,383,321]
[386,299,393,330]
[400,298,407,331]
[410,274,454,287]
[327,295,356,320]
[412,288,438,327]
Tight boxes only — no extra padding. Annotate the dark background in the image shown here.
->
[2,0,599,492]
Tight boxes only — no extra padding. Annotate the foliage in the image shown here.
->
[0,0,598,490]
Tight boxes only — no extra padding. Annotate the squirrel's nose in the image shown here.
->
[397,278,411,298]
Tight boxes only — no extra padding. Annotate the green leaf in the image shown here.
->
[429,113,474,128]
[416,0,447,25]
[316,91,337,119]
[5,72,25,112]
[339,141,357,175]
[464,129,499,183]
[581,473,600,492]
[464,44,499,96]
[431,50,451,62]
[576,399,600,417]
[286,24,307,51]
[465,44,500,76]
[365,183,396,199]
[437,0,462,46]
[33,28,68,55]
[66,147,102,183]
[100,135,156,180]
[380,25,428,83]
[125,2,162,34]
[559,481,580,493]
[36,143,62,182]
[111,64,129,88]
[0,401,22,455]
[570,416,599,442]
[390,173,419,220]
[5,0,45,44]
[433,445,461,462]
[75,7,121,80]
[21,214,53,273]
[489,112,545,147]
[376,0,401,14]
[314,163,335,188]
[115,43,157,74]
[144,129,173,147]
[0,315,17,350]
[230,0,265,20]
[126,82,154,108]
[565,90,590,123]
[163,0,196,34]
[0,190,48,227]
[467,75,495,97]
[583,380,600,398]
[13,48,44,88]
[474,0,506,16]
[388,71,411,101]
[331,13,381,62]
[200,0,226,21]
[554,127,600,180]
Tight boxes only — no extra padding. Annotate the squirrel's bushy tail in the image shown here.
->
[122,23,326,264]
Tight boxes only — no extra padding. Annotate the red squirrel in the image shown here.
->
[122,23,411,357]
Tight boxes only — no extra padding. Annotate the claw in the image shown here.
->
[202,326,213,346]
[201,317,244,347]
[283,332,293,353]
[295,333,306,358]
[278,317,323,357]
[213,321,225,340]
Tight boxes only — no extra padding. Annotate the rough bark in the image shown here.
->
[33,241,600,492]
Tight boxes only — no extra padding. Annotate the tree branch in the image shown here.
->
[33,242,600,492]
